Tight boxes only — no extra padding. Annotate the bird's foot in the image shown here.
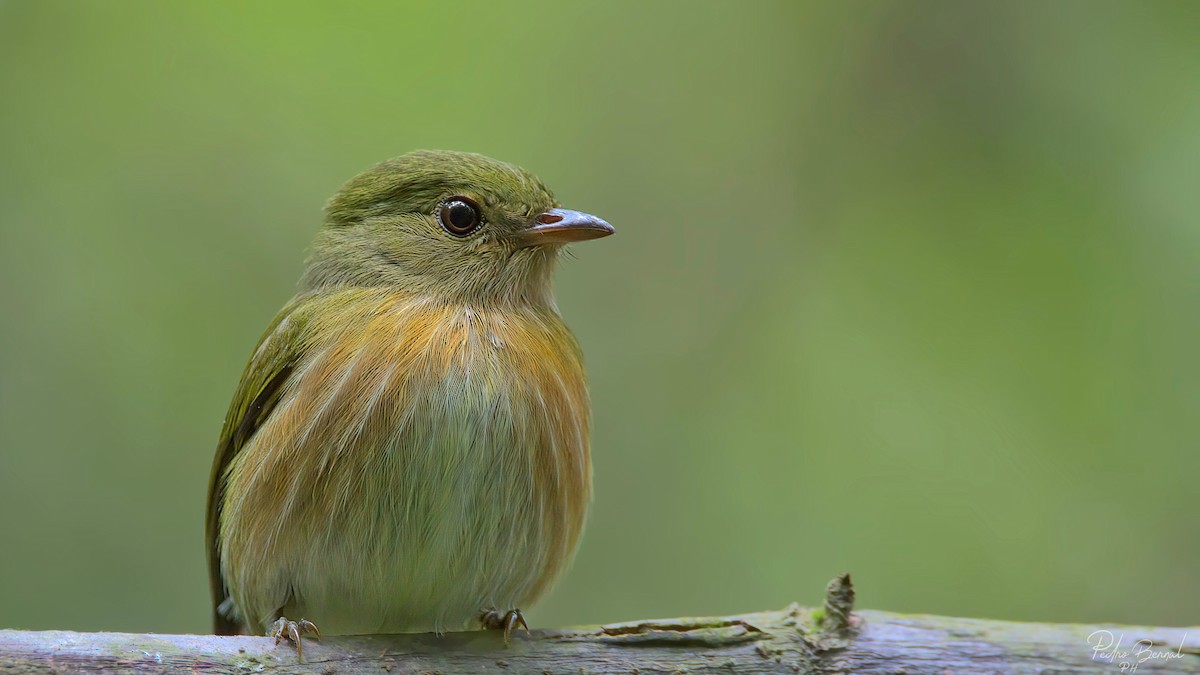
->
[480,607,528,645]
[269,616,320,662]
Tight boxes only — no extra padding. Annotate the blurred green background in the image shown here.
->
[1,0,1197,634]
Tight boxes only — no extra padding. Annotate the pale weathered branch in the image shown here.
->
[1,576,1197,674]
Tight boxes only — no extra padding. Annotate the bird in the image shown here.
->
[205,150,613,658]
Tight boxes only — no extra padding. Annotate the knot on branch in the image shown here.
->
[819,572,856,635]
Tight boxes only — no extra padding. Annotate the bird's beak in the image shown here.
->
[517,208,614,247]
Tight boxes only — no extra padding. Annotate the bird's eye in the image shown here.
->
[437,197,483,237]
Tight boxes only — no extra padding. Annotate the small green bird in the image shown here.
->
[205,151,613,656]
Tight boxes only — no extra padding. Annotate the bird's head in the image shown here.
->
[301,150,613,305]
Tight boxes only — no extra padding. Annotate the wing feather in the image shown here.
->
[205,298,312,634]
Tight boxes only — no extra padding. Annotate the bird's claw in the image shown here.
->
[480,607,529,645]
[270,616,320,662]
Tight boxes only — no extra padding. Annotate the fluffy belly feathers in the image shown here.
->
[218,294,591,634]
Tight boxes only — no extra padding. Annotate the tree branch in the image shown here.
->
[1,576,1197,674]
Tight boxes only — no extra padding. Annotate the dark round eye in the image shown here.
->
[437,197,482,237]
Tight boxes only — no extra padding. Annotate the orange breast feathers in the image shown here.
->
[217,289,592,633]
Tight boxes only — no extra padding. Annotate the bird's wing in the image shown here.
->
[206,296,314,635]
